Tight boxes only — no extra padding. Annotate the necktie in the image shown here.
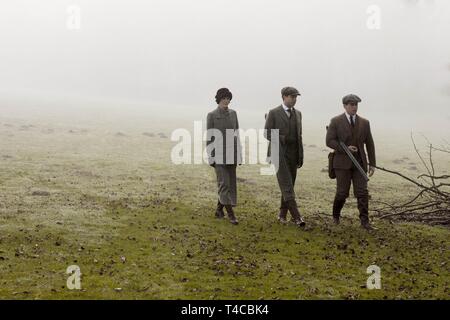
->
[350,115,355,127]
[286,108,291,118]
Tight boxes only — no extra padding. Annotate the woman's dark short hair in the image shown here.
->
[215,88,232,104]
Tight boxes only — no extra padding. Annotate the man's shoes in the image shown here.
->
[278,208,288,224]
[332,198,345,225]
[333,216,340,225]
[357,197,372,230]
[215,210,225,219]
[215,200,225,219]
[228,214,239,225]
[361,221,376,231]
[225,205,239,225]
[287,200,306,228]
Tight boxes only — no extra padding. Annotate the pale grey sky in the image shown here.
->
[0,0,449,135]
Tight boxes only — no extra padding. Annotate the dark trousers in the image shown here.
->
[333,161,369,223]
[277,145,299,209]
[334,167,368,200]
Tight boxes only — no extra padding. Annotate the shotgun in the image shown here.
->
[339,141,369,182]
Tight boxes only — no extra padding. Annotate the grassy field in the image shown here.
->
[0,114,448,299]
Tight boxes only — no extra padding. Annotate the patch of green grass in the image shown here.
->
[0,124,448,299]
[0,187,448,299]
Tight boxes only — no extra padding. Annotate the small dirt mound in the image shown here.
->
[32,190,50,196]
[20,125,32,131]
[143,132,155,137]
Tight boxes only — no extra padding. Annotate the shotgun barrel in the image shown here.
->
[339,141,369,182]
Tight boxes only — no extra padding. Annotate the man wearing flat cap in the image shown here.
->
[326,94,376,230]
[264,87,306,228]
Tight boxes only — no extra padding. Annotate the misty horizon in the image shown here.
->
[0,0,449,137]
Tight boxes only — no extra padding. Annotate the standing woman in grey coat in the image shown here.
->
[206,88,242,225]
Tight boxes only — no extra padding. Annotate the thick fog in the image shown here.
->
[0,0,449,136]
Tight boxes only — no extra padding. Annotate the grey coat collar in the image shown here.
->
[277,104,300,125]
[276,105,289,125]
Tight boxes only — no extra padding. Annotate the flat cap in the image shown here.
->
[281,87,301,97]
[342,94,362,105]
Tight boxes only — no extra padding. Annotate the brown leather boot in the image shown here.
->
[215,200,225,219]
[278,208,288,224]
[332,198,346,225]
[357,197,375,231]
[225,205,238,225]
[361,221,375,231]
[287,200,306,227]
